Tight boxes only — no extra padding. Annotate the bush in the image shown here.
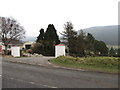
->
[31,43,43,54]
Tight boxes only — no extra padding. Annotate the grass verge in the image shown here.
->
[49,56,119,73]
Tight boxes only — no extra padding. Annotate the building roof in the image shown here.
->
[56,44,65,46]
[2,39,23,45]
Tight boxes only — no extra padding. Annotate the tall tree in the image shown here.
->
[61,21,108,57]
[0,17,25,54]
[94,40,108,56]
[36,28,44,42]
[44,24,60,44]
[44,24,60,56]
[76,30,87,56]
[109,47,115,56]
[86,33,95,55]
[118,48,120,57]
[33,24,60,56]
[61,21,77,55]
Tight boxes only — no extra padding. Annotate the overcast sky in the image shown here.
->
[0,0,119,37]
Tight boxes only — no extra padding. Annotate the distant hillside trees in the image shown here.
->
[32,24,60,56]
[94,40,108,56]
[61,21,108,57]
[108,47,116,57]
[82,25,118,45]
[117,48,120,57]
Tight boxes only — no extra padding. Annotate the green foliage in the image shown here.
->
[61,21,108,57]
[68,31,86,57]
[61,21,78,56]
[53,56,118,66]
[31,43,44,54]
[109,47,116,56]
[118,48,120,57]
[43,24,60,55]
[42,41,55,56]
[94,40,108,56]
[86,33,95,53]
[32,24,60,56]
[50,56,119,73]
[36,28,44,42]
[44,24,60,44]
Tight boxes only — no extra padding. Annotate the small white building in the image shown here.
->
[55,44,65,57]
[11,46,20,57]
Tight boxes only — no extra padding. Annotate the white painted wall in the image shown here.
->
[55,44,65,57]
[23,41,35,49]
[11,46,20,57]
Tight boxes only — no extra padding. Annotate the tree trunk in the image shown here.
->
[4,45,8,55]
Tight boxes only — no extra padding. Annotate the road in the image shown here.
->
[2,61,118,88]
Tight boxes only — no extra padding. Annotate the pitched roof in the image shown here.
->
[2,39,23,45]
[56,44,65,46]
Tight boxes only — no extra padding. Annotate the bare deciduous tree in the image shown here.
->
[0,16,25,54]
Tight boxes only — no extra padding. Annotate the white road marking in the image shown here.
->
[7,77,58,88]
[29,82,57,88]
[29,82,35,84]
[48,62,51,65]
[10,78,14,79]
[38,64,42,65]
[53,66,59,67]
[0,75,2,77]
[42,84,57,88]
[53,65,85,71]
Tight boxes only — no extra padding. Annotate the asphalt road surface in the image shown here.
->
[2,61,118,88]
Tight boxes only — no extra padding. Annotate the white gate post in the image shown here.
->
[11,46,20,57]
[55,44,65,58]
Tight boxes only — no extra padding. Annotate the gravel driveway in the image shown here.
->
[2,56,55,66]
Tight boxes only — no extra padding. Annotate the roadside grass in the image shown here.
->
[49,56,119,73]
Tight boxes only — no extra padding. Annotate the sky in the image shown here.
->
[0,0,119,37]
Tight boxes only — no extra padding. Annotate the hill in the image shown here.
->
[81,25,118,45]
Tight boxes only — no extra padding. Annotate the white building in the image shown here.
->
[23,41,35,50]
[11,46,20,57]
[55,44,65,57]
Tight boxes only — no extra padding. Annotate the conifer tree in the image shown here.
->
[109,47,115,56]
[44,24,60,44]
[36,28,44,42]
[43,24,60,56]
[33,24,60,56]
[61,22,77,55]
[94,40,108,56]
[86,33,95,55]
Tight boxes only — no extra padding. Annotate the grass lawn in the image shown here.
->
[49,56,119,73]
